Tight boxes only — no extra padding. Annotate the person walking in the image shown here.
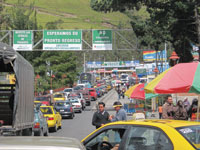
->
[121,87,126,99]
[158,105,163,119]
[162,95,174,119]
[109,101,127,121]
[117,88,121,100]
[173,100,188,120]
[92,102,110,129]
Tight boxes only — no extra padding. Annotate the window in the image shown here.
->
[85,128,126,150]
[125,126,173,150]
[177,125,200,149]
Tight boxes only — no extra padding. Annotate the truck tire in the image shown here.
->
[22,128,32,136]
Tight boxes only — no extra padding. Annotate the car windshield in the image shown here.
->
[176,125,200,149]
[64,89,72,92]
[55,102,70,106]
[35,97,48,101]
[70,99,79,103]
[40,107,53,114]
[54,94,63,98]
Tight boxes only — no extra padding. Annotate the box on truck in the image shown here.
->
[0,42,34,136]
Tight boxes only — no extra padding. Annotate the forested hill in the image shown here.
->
[3,0,131,29]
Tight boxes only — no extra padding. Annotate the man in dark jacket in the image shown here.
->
[92,102,110,129]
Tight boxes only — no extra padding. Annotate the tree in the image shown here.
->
[90,0,200,62]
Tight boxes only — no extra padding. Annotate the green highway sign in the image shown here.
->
[43,30,82,50]
[92,30,112,50]
[13,30,33,51]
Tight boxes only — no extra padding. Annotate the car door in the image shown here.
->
[124,125,174,150]
[83,125,129,150]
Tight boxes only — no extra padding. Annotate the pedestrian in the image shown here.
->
[188,98,198,121]
[121,87,126,99]
[158,105,163,119]
[162,95,174,119]
[183,97,190,112]
[92,102,110,129]
[109,101,127,121]
[173,100,188,120]
[117,88,121,100]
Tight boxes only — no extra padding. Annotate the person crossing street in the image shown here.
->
[92,102,110,129]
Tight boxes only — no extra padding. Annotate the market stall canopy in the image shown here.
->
[125,83,158,100]
[145,62,200,94]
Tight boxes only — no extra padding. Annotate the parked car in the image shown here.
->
[69,98,82,113]
[54,101,75,119]
[0,137,86,150]
[33,108,48,136]
[82,120,200,150]
[86,88,97,101]
[40,106,62,132]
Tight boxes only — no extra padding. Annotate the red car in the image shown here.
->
[85,88,97,101]
[35,96,52,106]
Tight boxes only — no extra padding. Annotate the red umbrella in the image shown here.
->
[125,83,158,100]
[145,62,200,94]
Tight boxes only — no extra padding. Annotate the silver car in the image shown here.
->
[0,136,86,150]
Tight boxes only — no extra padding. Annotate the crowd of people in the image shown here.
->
[160,95,199,121]
[92,101,127,129]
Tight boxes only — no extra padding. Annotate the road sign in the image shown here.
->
[43,30,82,50]
[92,30,112,50]
[13,30,33,51]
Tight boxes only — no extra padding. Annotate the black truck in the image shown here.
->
[0,42,34,135]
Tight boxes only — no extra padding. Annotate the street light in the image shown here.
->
[169,51,179,66]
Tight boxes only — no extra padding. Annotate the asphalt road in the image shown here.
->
[49,89,131,141]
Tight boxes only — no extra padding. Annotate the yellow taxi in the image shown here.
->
[40,106,62,132]
[53,93,65,101]
[81,120,200,150]
[34,101,42,109]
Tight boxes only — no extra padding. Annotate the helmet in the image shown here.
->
[113,101,122,108]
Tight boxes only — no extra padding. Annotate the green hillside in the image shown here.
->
[4,0,132,29]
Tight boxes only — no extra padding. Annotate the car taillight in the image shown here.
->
[70,107,73,112]
[34,122,40,128]
[48,117,54,120]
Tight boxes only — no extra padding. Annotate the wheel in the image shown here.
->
[34,130,42,136]
[43,127,49,136]
[79,110,82,113]
[70,114,74,119]
[53,124,57,132]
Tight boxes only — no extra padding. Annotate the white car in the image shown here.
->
[69,98,82,113]
[0,136,86,150]
[63,88,73,94]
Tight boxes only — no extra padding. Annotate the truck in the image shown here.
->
[79,73,95,86]
[0,42,34,136]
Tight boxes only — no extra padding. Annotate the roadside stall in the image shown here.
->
[145,62,200,121]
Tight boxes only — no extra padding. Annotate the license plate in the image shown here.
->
[60,110,64,112]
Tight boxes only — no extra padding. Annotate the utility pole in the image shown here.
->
[83,52,86,73]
